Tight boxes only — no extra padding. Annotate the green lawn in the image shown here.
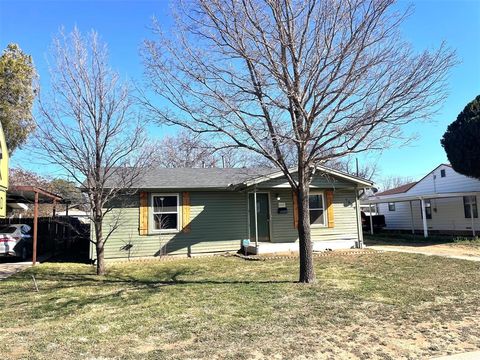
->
[365,232,480,249]
[453,237,480,248]
[364,232,456,244]
[1,252,480,359]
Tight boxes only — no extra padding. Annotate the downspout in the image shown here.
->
[254,188,258,249]
[470,202,475,237]
[420,198,428,238]
[32,191,39,265]
[369,203,374,235]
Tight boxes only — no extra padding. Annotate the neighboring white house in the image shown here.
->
[363,164,480,237]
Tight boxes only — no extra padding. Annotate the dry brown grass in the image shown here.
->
[1,252,480,359]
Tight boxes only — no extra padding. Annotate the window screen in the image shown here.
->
[464,196,478,219]
[152,195,179,230]
[309,194,325,226]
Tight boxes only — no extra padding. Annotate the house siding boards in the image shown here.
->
[98,191,248,259]
[407,165,480,195]
[0,123,8,218]
[268,189,358,243]
[97,186,361,259]
[379,197,480,232]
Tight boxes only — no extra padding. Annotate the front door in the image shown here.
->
[249,193,270,242]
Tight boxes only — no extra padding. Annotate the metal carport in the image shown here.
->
[363,191,480,238]
[7,186,66,265]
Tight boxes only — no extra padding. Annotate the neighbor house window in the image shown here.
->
[463,196,478,219]
[388,202,395,211]
[151,194,179,231]
[309,193,325,226]
[440,169,446,177]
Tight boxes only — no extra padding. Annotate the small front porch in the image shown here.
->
[245,239,359,255]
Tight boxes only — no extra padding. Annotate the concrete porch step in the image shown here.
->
[246,239,358,255]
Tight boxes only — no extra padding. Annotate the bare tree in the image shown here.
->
[153,129,267,168]
[141,0,456,283]
[327,157,379,181]
[9,167,52,217]
[379,175,415,192]
[153,130,217,167]
[35,28,150,275]
[10,167,50,189]
[326,157,380,199]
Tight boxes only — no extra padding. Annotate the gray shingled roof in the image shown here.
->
[129,167,274,189]
[102,165,372,190]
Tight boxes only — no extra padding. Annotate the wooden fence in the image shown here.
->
[0,216,90,262]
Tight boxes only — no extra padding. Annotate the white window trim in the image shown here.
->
[150,193,181,233]
[464,195,478,219]
[309,191,327,228]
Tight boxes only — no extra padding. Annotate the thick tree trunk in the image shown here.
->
[297,167,316,283]
[96,237,105,276]
[96,243,105,275]
[93,207,105,276]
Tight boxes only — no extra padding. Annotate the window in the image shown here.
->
[151,194,179,231]
[388,202,395,211]
[440,169,446,177]
[0,226,16,233]
[464,196,478,219]
[424,200,432,219]
[309,193,325,226]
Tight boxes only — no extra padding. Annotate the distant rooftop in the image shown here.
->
[375,182,418,197]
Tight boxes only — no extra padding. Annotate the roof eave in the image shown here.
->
[243,165,373,188]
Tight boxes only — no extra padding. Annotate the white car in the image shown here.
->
[0,224,32,260]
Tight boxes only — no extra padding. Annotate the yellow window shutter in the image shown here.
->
[292,190,298,229]
[326,190,335,228]
[139,192,148,235]
[182,192,191,233]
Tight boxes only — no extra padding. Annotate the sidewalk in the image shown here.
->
[0,261,31,280]
[368,245,480,262]
[432,350,480,359]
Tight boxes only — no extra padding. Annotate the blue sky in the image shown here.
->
[0,0,479,182]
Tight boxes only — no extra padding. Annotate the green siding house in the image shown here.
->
[94,166,372,260]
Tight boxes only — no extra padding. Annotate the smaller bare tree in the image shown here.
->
[379,175,415,192]
[35,28,150,275]
[152,129,265,168]
[153,130,217,167]
[327,157,379,181]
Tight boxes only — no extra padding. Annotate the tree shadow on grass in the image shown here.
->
[1,265,294,297]
[1,266,295,320]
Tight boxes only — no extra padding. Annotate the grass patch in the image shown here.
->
[364,232,455,245]
[1,253,480,359]
[453,236,480,248]
[365,232,480,250]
